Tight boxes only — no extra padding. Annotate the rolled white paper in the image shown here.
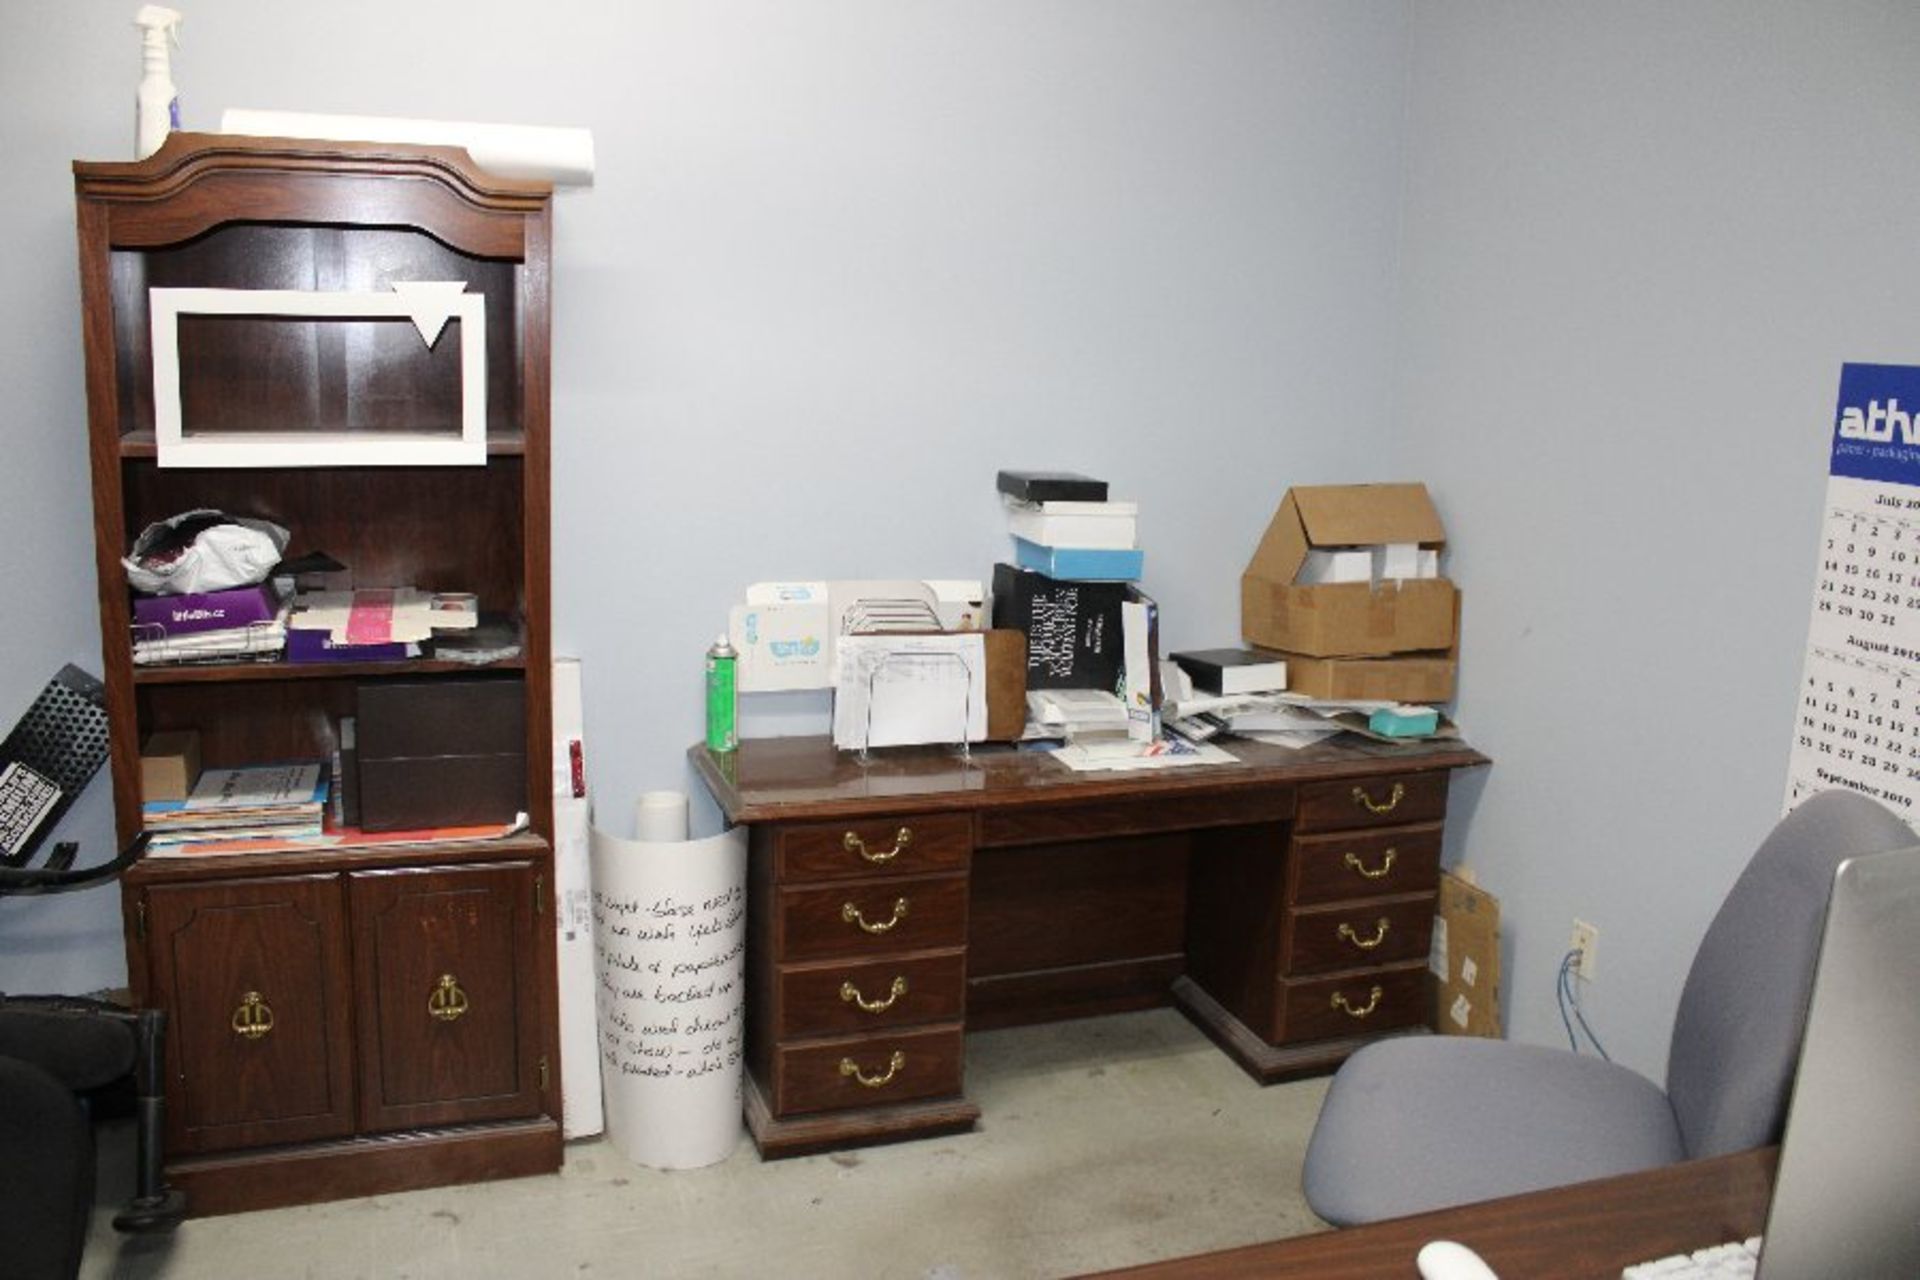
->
[220,108,596,186]
[635,789,689,843]
[590,823,746,1170]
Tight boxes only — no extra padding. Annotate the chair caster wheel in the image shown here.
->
[112,1188,186,1233]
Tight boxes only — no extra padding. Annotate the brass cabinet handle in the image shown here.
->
[840,1050,907,1088]
[427,973,470,1023]
[841,976,909,1013]
[231,991,274,1040]
[1351,783,1405,815]
[843,826,913,864]
[1329,985,1385,1019]
[1343,848,1398,880]
[1336,917,1392,951]
[842,897,910,935]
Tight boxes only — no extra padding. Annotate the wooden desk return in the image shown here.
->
[690,733,1488,1157]
[1088,1147,1778,1279]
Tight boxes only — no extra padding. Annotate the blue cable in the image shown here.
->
[1558,948,1613,1061]
[1556,950,1580,1052]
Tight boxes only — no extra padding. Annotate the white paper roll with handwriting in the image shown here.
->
[590,822,746,1169]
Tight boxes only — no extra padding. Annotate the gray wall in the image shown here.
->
[0,3,1410,993]
[1394,2,1920,1074]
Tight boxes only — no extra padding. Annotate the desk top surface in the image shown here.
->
[690,733,1488,826]
[1086,1147,1777,1280]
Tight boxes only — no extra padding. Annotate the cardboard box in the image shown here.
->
[983,629,1028,741]
[1241,483,1457,657]
[138,729,201,802]
[1279,651,1457,703]
[1430,871,1501,1037]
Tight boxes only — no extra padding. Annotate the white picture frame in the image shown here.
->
[149,282,488,468]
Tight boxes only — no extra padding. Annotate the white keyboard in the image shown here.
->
[1621,1236,1762,1279]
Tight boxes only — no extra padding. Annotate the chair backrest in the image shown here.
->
[1665,788,1914,1158]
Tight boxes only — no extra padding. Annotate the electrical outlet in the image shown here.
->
[1569,919,1599,981]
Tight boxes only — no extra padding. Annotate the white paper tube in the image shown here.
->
[554,796,603,1139]
[590,823,746,1170]
[635,790,689,843]
[220,108,596,186]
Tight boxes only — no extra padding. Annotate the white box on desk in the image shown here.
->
[732,583,831,692]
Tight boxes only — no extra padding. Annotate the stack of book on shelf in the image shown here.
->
[997,470,1143,582]
[131,583,290,666]
[143,761,328,853]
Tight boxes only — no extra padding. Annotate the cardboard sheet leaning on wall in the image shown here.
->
[1429,870,1501,1037]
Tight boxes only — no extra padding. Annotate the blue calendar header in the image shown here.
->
[1831,363,1920,486]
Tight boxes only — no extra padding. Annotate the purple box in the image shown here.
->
[132,584,279,638]
[286,628,410,663]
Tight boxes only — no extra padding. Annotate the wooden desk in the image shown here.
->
[692,734,1487,1157]
[1087,1147,1778,1279]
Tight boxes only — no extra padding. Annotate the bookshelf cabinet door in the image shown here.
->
[144,874,356,1154]
[349,862,545,1133]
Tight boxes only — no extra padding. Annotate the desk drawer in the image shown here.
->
[777,814,972,883]
[1281,893,1436,976]
[1296,772,1449,833]
[777,874,968,964]
[771,1023,965,1117]
[775,950,967,1040]
[1272,962,1428,1044]
[1288,825,1443,906]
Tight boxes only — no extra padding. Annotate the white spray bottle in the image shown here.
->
[134,5,183,159]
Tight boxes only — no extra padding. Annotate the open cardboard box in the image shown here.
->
[1280,649,1457,703]
[1241,483,1457,657]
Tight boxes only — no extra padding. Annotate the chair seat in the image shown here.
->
[0,1006,137,1092]
[1303,1035,1686,1226]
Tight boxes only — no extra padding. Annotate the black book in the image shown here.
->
[991,563,1128,691]
[1170,647,1290,696]
[996,470,1109,503]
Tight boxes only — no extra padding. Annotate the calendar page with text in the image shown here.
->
[1786,363,1920,823]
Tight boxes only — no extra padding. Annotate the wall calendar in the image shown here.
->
[1786,364,1920,823]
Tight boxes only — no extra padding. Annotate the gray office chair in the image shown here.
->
[1301,788,1913,1226]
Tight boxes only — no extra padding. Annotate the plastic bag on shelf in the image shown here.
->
[122,509,290,595]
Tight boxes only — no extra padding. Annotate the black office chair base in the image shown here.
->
[112,1187,186,1234]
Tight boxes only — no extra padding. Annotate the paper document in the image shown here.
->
[1051,736,1237,772]
[1237,728,1343,750]
[833,633,987,749]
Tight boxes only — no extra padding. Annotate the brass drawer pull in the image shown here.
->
[427,973,470,1023]
[230,991,274,1040]
[1343,848,1398,880]
[844,826,913,864]
[1351,783,1405,815]
[1336,918,1392,951]
[1330,985,1385,1019]
[842,897,910,935]
[841,976,909,1013]
[840,1050,907,1089]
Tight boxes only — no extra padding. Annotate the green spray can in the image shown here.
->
[705,633,738,753]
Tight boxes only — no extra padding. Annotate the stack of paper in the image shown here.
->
[1026,688,1131,744]
[1050,734,1238,772]
[142,761,329,850]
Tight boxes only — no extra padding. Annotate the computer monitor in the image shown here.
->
[1758,842,1920,1278]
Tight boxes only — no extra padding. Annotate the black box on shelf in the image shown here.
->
[354,679,526,831]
